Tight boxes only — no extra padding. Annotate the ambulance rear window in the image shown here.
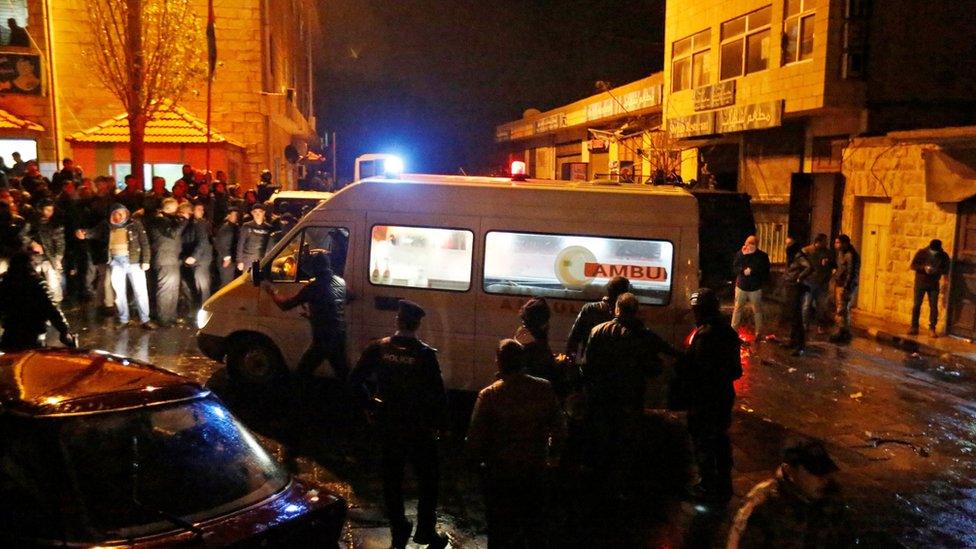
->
[483,231,673,305]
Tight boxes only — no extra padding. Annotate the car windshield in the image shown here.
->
[0,397,289,543]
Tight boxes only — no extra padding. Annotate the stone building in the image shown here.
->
[663,0,976,264]
[842,127,976,338]
[495,74,664,182]
[0,0,319,188]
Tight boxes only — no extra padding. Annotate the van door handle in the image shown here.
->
[374,296,403,311]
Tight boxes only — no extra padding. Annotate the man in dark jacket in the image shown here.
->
[147,198,187,326]
[728,438,853,548]
[582,292,674,496]
[183,201,214,305]
[0,199,30,273]
[115,174,145,213]
[514,297,566,398]
[349,300,449,549]
[236,203,272,271]
[0,252,76,351]
[29,199,65,303]
[50,158,78,196]
[784,242,814,355]
[909,239,952,337]
[467,339,566,548]
[265,252,348,382]
[565,275,630,359]
[76,204,154,328]
[256,169,280,203]
[683,288,742,501]
[830,235,860,343]
[214,208,239,287]
[800,234,834,333]
[731,235,771,341]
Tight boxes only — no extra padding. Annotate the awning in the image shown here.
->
[0,108,44,132]
[923,148,976,203]
[66,100,243,148]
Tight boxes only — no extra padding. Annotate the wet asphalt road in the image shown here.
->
[63,303,976,548]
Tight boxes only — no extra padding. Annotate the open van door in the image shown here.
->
[257,215,364,375]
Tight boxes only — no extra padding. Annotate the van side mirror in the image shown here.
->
[250,260,262,286]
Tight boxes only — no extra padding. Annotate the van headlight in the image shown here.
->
[196,309,213,329]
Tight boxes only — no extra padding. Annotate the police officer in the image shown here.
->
[236,203,272,272]
[264,252,348,382]
[214,207,239,288]
[682,288,742,501]
[565,275,630,359]
[349,300,449,549]
[0,252,76,351]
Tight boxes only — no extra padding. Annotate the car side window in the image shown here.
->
[298,226,350,280]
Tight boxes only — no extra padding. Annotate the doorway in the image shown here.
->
[857,199,892,314]
[950,198,976,338]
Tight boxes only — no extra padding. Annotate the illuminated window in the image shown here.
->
[720,6,771,80]
[369,225,473,292]
[0,2,29,46]
[483,231,674,305]
[112,163,185,190]
[268,226,350,282]
[784,0,815,64]
[671,29,711,92]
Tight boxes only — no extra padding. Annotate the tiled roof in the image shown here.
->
[67,100,242,147]
[0,108,45,132]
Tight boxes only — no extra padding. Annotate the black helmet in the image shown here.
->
[689,287,720,318]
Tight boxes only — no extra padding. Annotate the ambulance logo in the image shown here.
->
[584,262,668,282]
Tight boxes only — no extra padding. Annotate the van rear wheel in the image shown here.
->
[227,339,285,385]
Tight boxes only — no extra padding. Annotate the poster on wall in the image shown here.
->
[0,53,41,95]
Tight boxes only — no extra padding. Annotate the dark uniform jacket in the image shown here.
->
[0,213,30,260]
[280,274,347,332]
[583,316,670,411]
[566,297,615,356]
[236,221,272,267]
[214,221,238,262]
[910,247,951,290]
[350,335,447,433]
[682,317,742,421]
[0,269,70,346]
[183,218,214,265]
[147,214,188,267]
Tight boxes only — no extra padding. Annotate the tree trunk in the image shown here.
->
[129,113,147,189]
[126,0,145,186]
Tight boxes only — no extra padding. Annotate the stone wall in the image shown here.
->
[841,137,957,330]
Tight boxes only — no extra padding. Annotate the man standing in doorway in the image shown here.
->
[731,235,770,342]
[909,239,951,337]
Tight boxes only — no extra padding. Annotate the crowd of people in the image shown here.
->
[0,156,300,331]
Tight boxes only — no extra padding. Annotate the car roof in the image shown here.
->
[0,349,208,417]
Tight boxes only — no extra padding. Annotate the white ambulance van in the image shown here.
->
[197,174,700,391]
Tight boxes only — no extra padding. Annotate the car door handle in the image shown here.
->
[374,296,403,311]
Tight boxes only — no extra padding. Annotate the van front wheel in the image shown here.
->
[227,338,285,385]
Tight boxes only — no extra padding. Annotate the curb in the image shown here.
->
[852,325,976,374]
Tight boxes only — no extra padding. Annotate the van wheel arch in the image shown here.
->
[225,331,287,384]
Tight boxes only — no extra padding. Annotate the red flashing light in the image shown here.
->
[510,161,527,181]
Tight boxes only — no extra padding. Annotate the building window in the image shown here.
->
[369,225,474,292]
[112,163,185,190]
[0,2,29,47]
[784,0,815,63]
[671,29,711,92]
[720,6,771,80]
[483,231,674,305]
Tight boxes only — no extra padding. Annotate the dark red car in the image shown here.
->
[0,349,346,547]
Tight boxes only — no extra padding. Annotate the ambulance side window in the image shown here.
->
[368,224,474,292]
[483,230,674,305]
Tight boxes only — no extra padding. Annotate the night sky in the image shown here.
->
[318,0,665,178]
